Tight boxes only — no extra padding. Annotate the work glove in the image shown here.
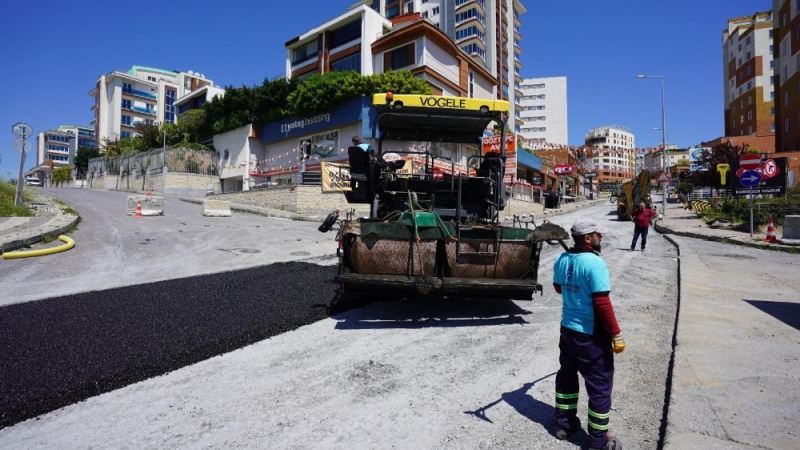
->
[611,334,626,353]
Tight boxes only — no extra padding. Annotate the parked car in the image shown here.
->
[25,179,42,186]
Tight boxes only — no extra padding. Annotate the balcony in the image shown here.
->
[130,106,157,116]
[122,87,157,100]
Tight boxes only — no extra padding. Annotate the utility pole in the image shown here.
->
[12,122,33,206]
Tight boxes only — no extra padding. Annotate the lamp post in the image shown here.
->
[637,74,668,216]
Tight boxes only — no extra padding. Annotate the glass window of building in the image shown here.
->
[330,20,361,48]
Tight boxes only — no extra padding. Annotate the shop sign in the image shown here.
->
[321,161,351,192]
[553,164,574,175]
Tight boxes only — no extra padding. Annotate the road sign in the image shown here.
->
[739,153,762,170]
[584,171,597,178]
[716,163,730,185]
[740,170,761,187]
[657,173,671,183]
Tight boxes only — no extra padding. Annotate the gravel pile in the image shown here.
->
[0,262,337,429]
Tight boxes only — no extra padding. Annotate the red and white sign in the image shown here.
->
[657,173,671,183]
[553,164,575,175]
[739,153,762,170]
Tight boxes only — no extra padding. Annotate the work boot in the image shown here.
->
[590,433,622,449]
[555,416,581,440]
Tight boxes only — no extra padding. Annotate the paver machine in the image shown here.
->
[320,93,569,300]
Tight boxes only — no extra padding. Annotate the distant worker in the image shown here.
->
[629,202,657,252]
[352,135,371,153]
[552,218,625,450]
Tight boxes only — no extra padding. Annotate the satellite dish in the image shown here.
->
[12,122,33,139]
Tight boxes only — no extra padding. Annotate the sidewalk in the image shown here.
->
[0,190,80,253]
[655,200,798,253]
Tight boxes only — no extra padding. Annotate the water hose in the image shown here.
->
[2,235,75,260]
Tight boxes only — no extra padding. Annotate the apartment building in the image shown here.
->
[90,66,215,146]
[773,1,800,150]
[518,76,568,146]
[366,1,524,130]
[723,11,774,141]
[25,125,96,183]
[175,85,226,117]
[584,125,636,183]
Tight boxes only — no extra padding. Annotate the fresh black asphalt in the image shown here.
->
[0,262,338,429]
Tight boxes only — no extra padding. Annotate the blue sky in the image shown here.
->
[0,0,770,178]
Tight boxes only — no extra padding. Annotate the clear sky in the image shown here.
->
[0,0,771,178]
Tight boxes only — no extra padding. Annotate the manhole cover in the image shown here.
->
[290,251,311,256]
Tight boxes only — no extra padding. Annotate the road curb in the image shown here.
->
[0,197,81,253]
[654,222,800,254]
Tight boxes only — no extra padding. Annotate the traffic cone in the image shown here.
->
[765,215,777,243]
[134,200,142,219]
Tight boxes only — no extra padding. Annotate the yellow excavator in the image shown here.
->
[616,171,652,220]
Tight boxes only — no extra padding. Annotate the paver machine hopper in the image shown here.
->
[320,93,569,300]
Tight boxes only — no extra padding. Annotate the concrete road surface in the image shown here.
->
[0,188,337,306]
[0,201,681,448]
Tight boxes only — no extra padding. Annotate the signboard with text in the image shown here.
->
[553,164,575,175]
[482,134,516,183]
[730,157,786,196]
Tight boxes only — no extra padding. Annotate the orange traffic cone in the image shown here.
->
[765,215,777,243]
[134,200,142,219]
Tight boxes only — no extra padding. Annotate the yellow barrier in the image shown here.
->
[2,235,75,260]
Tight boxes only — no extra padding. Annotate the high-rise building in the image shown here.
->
[90,66,215,147]
[518,76,568,146]
[25,125,95,184]
[772,1,800,151]
[722,11,774,141]
[584,125,636,183]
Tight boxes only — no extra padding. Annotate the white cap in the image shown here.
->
[570,218,608,236]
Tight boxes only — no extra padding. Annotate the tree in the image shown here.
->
[686,141,747,188]
[74,146,100,176]
[52,166,72,187]
[177,109,207,143]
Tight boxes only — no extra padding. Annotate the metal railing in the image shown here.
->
[508,182,544,203]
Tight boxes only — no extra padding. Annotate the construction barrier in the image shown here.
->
[202,199,232,217]
[781,215,800,245]
[126,195,164,216]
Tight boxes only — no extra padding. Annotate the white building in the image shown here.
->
[90,65,215,146]
[175,85,226,118]
[518,76,568,146]
[584,125,636,183]
[212,124,266,192]
[26,125,95,184]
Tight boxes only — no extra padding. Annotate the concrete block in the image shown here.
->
[781,215,800,244]
[202,199,232,217]
[127,195,164,216]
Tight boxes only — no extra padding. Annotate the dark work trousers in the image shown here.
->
[555,326,614,448]
[631,225,649,250]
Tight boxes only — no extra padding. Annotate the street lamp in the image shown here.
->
[637,74,668,216]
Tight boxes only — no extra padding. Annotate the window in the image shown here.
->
[746,51,751,60]
[771,75,775,85]
[330,53,361,72]
[386,43,414,69]
[386,5,399,17]
[770,45,774,54]
[455,8,484,24]
[747,111,753,120]
[164,87,176,123]
[468,71,474,98]
[292,40,319,64]
[771,60,775,69]
[455,25,485,41]
[771,91,775,100]
[405,1,413,13]
[330,20,361,48]
[121,131,131,139]
[785,118,790,134]
[147,76,156,82]
[121,115,132,126]
[122,99,132,109]
[431,6,439,15]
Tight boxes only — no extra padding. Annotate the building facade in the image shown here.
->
[175,85,226,117]
[518,76,568,146]
[365,1,524,131]
[26,125,96,184]
[90,66,215,146]
[584,125,636,183]
[723,11,774,140]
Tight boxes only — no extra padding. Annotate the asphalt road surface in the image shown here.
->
[0,188,338,306]
[0,199,680,449]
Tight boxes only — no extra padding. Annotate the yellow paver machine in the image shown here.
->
[319,93,569,300]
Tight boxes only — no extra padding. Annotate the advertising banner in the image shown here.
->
[689,146,710,172]
[729,157,786,196]
[482,135,516,183]
[320,161,351,192]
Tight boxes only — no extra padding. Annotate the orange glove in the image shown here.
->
[612,334,626,353]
